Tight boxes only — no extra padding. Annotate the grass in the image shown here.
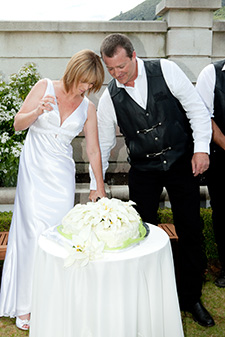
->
[0,317,29,336]
[0,270,224,336]
[0,209,223,336]
[181,272,225,336]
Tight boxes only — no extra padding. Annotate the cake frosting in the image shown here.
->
[60,197,142,249]
[58,197,148,267]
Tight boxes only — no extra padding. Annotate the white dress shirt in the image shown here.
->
[196,62,225,117]
[90,58,212,189]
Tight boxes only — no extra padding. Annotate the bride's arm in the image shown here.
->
[83,101,106,201]
[14,79,55,131]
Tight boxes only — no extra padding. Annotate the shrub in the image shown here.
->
[0,63,41,187]
[157,207,219,262]
[157,207,174,224]
[200,208,219,261]
[0,208,219,263]
[0,211,12,231]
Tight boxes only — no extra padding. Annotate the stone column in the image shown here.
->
[156,0,221,82]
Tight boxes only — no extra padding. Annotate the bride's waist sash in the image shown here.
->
[30,124,75,140]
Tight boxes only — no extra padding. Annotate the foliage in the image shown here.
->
[111,0,225,21]
[214,6,225,20]
[111,0,161,21]
[0,207,219,262]
[0,208,224,336]
[157,207,219,262]
[0,211,12,231]
[0,63,41,187]
[200,208,219,261]
[157,207,174,224]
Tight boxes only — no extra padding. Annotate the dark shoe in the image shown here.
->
[188,301,215,327]
[215,270,225,288]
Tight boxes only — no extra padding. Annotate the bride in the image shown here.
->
[0,49,106,330]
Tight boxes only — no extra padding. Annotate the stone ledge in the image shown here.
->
[0,185,211,210]
[156,0,221,16]
[0,187,16,204]
[0,21,167,33]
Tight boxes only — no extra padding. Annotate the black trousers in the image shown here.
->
[206,150,225,270]
[129,156,205,307]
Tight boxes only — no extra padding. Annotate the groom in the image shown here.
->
[90,33,215,327]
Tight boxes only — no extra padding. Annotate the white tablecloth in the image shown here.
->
[29,224,184,337]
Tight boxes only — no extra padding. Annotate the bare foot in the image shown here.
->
[19,313,30,321]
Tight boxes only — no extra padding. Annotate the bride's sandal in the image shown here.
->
[16,317,30,331]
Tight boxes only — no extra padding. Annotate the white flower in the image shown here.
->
[63,244,89,268]
[61,197,141,267]
[0,132,10,144]
[62,198,140,235]
[63,227,104,268]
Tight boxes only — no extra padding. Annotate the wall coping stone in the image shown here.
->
[0,185,210,207]
[0,21,167,33]
[156,0,221,16]
[213,20,225,30]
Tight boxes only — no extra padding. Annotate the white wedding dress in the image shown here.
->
[0,78,89,317]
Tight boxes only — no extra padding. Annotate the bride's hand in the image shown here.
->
[38,95,56,115]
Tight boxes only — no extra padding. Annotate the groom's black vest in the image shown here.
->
[212,59,225,153]
[108,60,193,171]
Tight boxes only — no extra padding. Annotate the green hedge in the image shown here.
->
[157,207,219,262]
[0,211,12,232]
[200,208,219,262]
[0,208,219,262]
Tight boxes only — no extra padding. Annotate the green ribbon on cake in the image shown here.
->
[104,221,148,251]
[57,221,148,252]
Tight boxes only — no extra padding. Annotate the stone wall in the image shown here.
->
[0,0,224,176]
[0,185,210,211]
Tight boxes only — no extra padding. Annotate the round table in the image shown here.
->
[29,224,184,337]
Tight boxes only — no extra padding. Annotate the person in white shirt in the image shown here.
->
[90,33,215,327]
[196,60,225,289]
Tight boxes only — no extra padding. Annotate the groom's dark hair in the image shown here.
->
[100,33,134,59]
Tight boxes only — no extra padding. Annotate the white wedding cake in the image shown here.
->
[58,197,147,267]
[61,197,143,248]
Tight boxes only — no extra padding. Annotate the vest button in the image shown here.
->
[155,137,158,141]
[146,113,149,116]
[163,160,167,164]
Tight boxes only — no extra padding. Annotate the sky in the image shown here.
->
[0,0,144,21]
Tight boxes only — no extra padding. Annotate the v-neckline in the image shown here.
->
[51,80,84,127]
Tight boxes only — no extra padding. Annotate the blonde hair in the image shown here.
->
[62,49,104,94]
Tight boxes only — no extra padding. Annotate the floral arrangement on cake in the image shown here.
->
[58,197,147,268]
